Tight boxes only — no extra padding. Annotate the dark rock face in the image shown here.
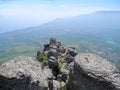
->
[67,47,78,57]
[37,51,42,62]
[66,54,74,64]
[0,75,45,90]
[44,43,50,51]
[48,56,57,69]
[0,56,53,90]
[68,53,120,90]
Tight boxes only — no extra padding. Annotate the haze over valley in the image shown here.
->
[0,0,120,68]
[0,10,120,69]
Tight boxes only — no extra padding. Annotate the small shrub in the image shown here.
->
[41,54,48,68]
[53,62,60,75]
[72,80,78,86]
[61,85,67,90]
[60,81,67,90]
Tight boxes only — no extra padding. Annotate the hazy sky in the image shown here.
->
[0,0,120,33]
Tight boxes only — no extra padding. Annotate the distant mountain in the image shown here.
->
[39,11,120,44]
[1,10,120,36]
[0,11,120,65]
[39,11,120,33]
[93,11,120,14]
[1,11,120,40]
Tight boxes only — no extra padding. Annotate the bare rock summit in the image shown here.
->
[0,56,53,90]
[68,53,120,90]
[0,38,120,90]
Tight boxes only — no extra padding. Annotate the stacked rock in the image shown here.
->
[36,38,78,89]
[66,46,78,64]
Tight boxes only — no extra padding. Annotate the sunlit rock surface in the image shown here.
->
[68,53,120,90]
[0,56,53,90]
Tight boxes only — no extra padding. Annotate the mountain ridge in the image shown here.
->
[1,10,120,34]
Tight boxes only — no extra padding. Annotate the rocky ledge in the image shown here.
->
[0,56,53,90]
[68,53,120,90]
[0,38,120,90]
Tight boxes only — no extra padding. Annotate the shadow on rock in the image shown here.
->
[0,75,47,90]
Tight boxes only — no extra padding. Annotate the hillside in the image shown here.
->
[0,11,120,67]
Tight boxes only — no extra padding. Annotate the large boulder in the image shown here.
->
[0,56,53,90]
[68,53,120,90]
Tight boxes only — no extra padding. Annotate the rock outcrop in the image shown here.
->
[0,56,53,90]
[68,53,120,90]
[0,38,78,90]
[0,38,120,90]
[37,37,78,90]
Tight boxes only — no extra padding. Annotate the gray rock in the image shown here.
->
[67,48,78,57]
[52,80,66,90]
[0,56,53,90]
[37,51,42,62]
[66,54,75,63]
[57,73,69,83]
[61,73,68,83]
[44,43,50,51]
[69,62,74,74]
[60,63,69,74]
[59,63,69,83]
[49,45,57,50]
[58,46,66,53]
[68,53,120,90]
[57,74,62,81]
[44,50,49,55]
[56,41,62,48]
[48,48,58,58]
[53,80,61,90]
[48,79,53,90]
[50,38,57,45]
[49,56,56,61]
[48,57,57,69]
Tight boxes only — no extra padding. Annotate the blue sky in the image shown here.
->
[0,0,120,33]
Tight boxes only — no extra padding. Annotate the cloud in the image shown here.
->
[0,0,119,33]
[0,0,119,26]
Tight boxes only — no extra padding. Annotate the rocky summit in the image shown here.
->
[0,56,53,90]
[0,38,120,90]
[68,53,120,90]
